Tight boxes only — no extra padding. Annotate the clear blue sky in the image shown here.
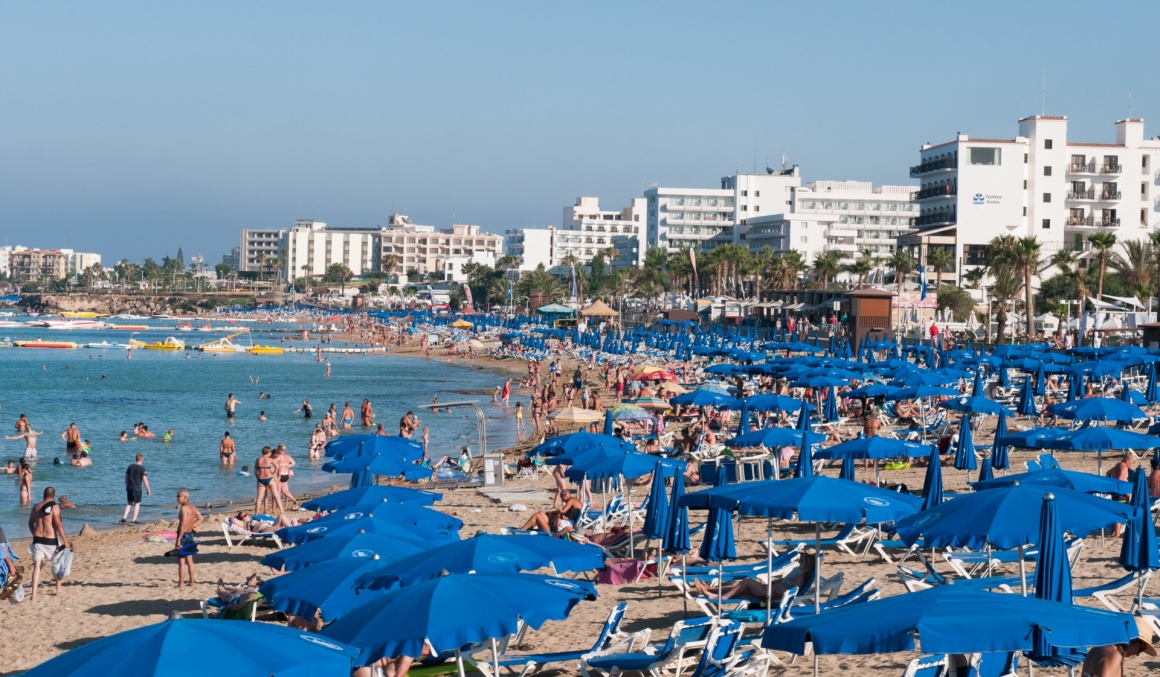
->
[2,1,1158,263]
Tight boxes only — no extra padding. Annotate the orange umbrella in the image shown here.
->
[631,366,677,382]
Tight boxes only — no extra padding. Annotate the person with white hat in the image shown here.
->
[1080,615,1157,676]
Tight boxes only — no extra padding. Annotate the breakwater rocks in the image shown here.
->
[18,293,252,315]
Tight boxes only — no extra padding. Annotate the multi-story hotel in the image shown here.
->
[644,168,802,253]
[9,249,70,281]
[239,228,286,273]
[504,197,645,272]
[901,116,1160,283]
[378,214,503,278]
[745,181,918,267]
[281,220,383,282]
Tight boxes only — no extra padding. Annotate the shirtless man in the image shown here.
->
[254,447,283,514]
[28,486,70,602]
[341,402,355,430]
[6,428,44,460]
[1107,453,1135,537]
[1080,616,1157,676]
[60,423,82,460]
[175,489,203,589]
[219,431,237,465]
[224,393,239,419]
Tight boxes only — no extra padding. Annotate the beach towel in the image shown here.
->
[596,560,657,585]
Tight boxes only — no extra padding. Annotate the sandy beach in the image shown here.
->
[2,339,1158,676]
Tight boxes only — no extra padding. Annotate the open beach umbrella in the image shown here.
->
[608,403,653,422]
[760,586,1138,656]
[624,396,672,411]
[19,616,360,677]
[280,504,462,541]
[301,486,441,512]
[322,452,432,481]
[1046,397,1146,423]
[919,446,943,512]
[951,415,976,472]
[939,396,1012,416]
[354,533,606,590]
[814,436,929,461]
[1119,467,1160,576]
[669,390,734,407]
[972,467,1132,495]
[990,408,1011,472]
[999,426,1070,450]
[259,557,386,623]
[631,366,677,382]
[533,431,634,459]
[319,573,596,671]
[1044,425,1160,475]
[548,406,605,423]
[894,485,1138,551]
[278,516,459,547]
[324,434,425,461]
[261,532,436,572]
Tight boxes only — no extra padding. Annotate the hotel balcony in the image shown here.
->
[1068,162,1097,174]
[909,158,957,177]
[914,186,957,201]
[1100,164,1123,174]
[1067,190,1095,201]
[1098,191,1122,201]
[915,212,956,227]
[825,227,857,238]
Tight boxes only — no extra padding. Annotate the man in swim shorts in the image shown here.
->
[28,486,69,602]
[219,431,236,465]
[6,428,44,460]
[175,489,202,589]
[225,393,239,419]
[60,423,82,460]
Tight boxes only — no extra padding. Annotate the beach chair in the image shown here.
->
[469,602,643,677]
[0,540,20,599]
[580,616,718,677]
[681,621,753,677]
[781,577,880,620]
[901,654,948,677]
[221,520,284,549]
[200,591,263,621]
[765,524,877,559]
[896,550,1024,593]
[1024,453,1060,473]
[1075,570,1152,612]
[669,548,803,595]
[965,652,1020,677]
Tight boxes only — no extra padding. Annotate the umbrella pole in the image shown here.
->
[492,638,500,677]
[1018,545,1027,597]
[627,480,635,557]
[682,555,689,619]
[456,650,466,677]
[874,460,879,486]
[815,523,822,614]
[766,518,773,625]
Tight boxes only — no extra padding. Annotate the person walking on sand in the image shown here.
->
[122,453,151,524]
[225,393,239,419]
[7,428,44,460]
[219,431,236,465]
[60,423,82,460]
[254,447,283,515]
[28,486,70,602]
[174,489,202,589]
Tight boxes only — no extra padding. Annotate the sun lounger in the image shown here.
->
[1023,453,1061,473]
[221,520,283,549]
[764,524,877,559]
[1075,570,1152,612]
[470,602,643,677]
[200,592,264,620]
[965,652,1020,677]
[901,654,948,677]
[942,538,1083,579]
[580,616,718,677]
[896,550,1024,593]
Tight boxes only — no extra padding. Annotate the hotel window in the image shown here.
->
[1043,193,1051,203]
[1044,139,1053,150]
[1044,166,1052,176]
[1042,219,1050,229]
[755,191,760,197]
[970,148,1001,165]
[1143,209,1148,226]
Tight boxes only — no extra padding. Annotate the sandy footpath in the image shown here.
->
[1,341,1158,676]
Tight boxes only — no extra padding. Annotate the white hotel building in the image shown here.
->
[901,116,1160,282]
[504,197,646,272]
[644,168,803,253]
[745,181,918,265]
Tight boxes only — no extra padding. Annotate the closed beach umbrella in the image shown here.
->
[603,409,614,435]
[319,573,596,670]
[663,472,691,554]
[1146,363,1160,403]
[301,486,441,512]
[840,456,856,482]
[920,446,943,512]
[952,415,976,472]
[261,532,434,572]
[1033,492,1072,601]
[259,557,385,623]
[1119,467,1160,575]
[760,586,1137,656]
[736,401,751,436]
[20,616,359,677]
[977,458,993,482]
[823,387,839,422]
[991,408,1011,471]
[641,470,672,541]
[698,467,736,563]
[354,533,606,590]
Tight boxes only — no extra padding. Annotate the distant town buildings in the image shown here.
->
[504,197,646,272]
[378,214,503,279]
[901,116,1160,283]
[1,246,102,281]
[239,228,285,273]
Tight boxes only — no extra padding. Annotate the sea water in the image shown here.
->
[0,322,521,537]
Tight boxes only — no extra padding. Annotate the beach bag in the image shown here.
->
[51,548,73,581]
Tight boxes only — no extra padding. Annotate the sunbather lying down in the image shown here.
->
[519,493,584,532]
[692,553,814,602]
[554,525,636,547]
[227,512,306,532]
[352,640,433,677]
[215,574,263,615]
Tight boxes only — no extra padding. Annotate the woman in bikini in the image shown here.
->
[254,447,283,515]
[274,444,297,508]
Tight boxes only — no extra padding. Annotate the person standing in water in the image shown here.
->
[360,399,375,427]
[122,454,151,524]
[341,402,355,430]
[7,428,44,460]
[60,423,82,460]
[254,447,283,515]
[17,460,32,504]
[224,393,239,419]
[219,431,236,465]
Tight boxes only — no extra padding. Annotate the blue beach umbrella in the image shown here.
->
[760,586,1138,656]
[1047,397,1145,423]
[261,532,435,572]
[603,409,613,435]
[1045,426,1160,476]
[705,475,922,525]
[813,436,929,460]
[641,469,672,541]
[972,467,1132,495]
[999,426,1070,449]
[885,385,960,401]
[952,415,977,472]
[1033,492,1072,602]
[1146,363,1160,403]
[19,616,359,677]
[259,557,385,623]
[991,408,1011,471]
[939,396,1012,416]
[279,504,462,542]
[354,533,606,590]
[278,514,459,547]
[319,573,596,668]
[795,430,814,480]
[301,486,441,512]
[840,456,856,482]
[822,387,839,422]
[322,453,432,481]
[535,433,635,462]
[325,435,425,461]
[663,472,691,554]
[737,401,751,436]
[977,457,993,482]
[920,446,943,511]
[894,485,1138,550]
[698,467,736,563]
[1119,467,1160,574]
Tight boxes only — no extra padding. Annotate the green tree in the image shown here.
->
[991,235,1041,337]
[1110,238,1151,300]
[927,247,955,290]
[936,285,976,322]
[1087,231,1117,302]
[889,250,915,294]
[845,249,877,289]
[323,263,353,295]
[811,251,842,289]
[989,264,1023,343]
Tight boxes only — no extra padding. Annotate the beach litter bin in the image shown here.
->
[483,453,505,486]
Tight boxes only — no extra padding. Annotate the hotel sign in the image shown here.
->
[972,193,1001,205]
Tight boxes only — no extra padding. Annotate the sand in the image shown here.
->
[2,341,1159,676]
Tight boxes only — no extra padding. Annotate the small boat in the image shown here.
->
[197,331,248,353]
[109,324,150,331]
[0,320,25,328]
[176,322,193,332]
[43,320,109,330]
[143,337,185,351]
[83,341,115,349]
[247,345,284,355]
[196,323,214,332]
[60,311,105,319]
[15,340,78,349]
[152,313,178,320]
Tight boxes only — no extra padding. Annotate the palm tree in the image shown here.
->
[927,247,955,290]
[1149,231,1160,314]
[380,253,399,279]
[990,264,1023,344]
[962,267,985,290]
[602,247,619,276]
[1087,232,1117,302]
[1111,239,1149,299]
[845,249,876,289]
[992,236,1041,337]
[666,251,694,296]
[889,250,914,294]
[811,251,842,289]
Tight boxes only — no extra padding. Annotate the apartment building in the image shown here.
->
[282,220,381,282]
[504,228,555,271]
[379,214,504,278]
[9,249,69,281]
[901,116,1160,282]
[504,197,646,272]
[240,228,287,273]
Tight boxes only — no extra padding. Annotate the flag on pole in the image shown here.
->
[688,246,698,289]
[919,264,928,300]
[461,283,474,313]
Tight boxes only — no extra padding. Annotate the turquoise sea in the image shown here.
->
[0,320,519,538]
